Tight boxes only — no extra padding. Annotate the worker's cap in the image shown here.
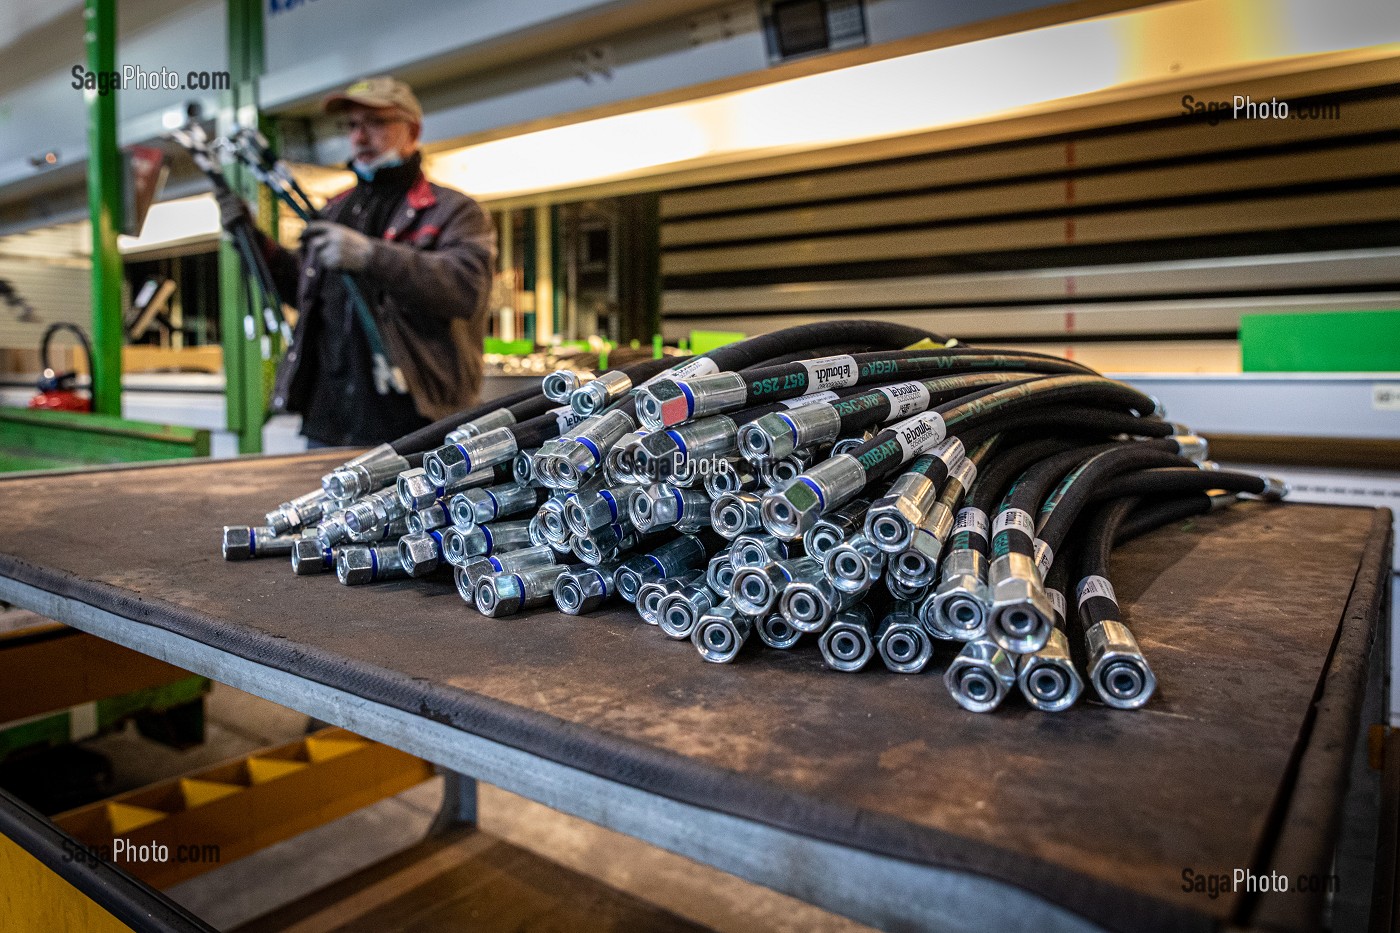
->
[324,76,422,125]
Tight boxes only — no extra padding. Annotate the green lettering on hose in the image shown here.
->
[991,534,1012,558]
[856,440,899,471]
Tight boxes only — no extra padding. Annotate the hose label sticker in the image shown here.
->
[953,507,988,540]
[993,508,1034,539]
[891,412,948,461]
[1033,538,1054,577]
[552,405,588,434]
[1077,574,1117,607]
[780,390,839,408]
[645,356,719,386]
[800,355,860,391]
[952,456,977,489]
[874,381,931,419]
[1047,587,1066,620]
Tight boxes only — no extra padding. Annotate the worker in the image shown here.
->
[217,76,495,447]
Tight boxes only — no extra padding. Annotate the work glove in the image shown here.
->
[215,189,253,233]
[302,220,374,273]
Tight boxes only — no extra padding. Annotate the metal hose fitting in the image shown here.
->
[706,548,736,598]
[760,454,864,540]
[536,497,572,544]
[425,427,518,489]
[407,501,451,534]
[342,487,408,535]
[614,535,706,603]
[553,562,622,614]
[945,639,1017,713]
[703,459,760,497]
[728,533,788,570]
[538,408,637,490]
[657,581,720,640]
[291,538,335,575]
[930,549,989,641]
[1018,628,1083,712]
[456,545,558,605]
[441,519,534,566]
[398,529,451,578]
[779,566,847,634]
[476,565,570,618]
[691,603,755,663]
[336,544,407,585]
[711,491,764,539]
[987,553,1055,655]
[603,431,649,486]
[823,534,885,595]
[865,472,939,554]
[637,569,706,625]
[266,489,330,535]
[819,608,876,672]
[324,452,410,503]
[756,613,803,649]
[884,574,928,602]
[1086,620,1157,710]
[876,605,934,674]
[571,521,638,565]
[634,416,738,483]
[738,404,841,464]
[802,498,869,563]
[563,485,627,535]
[571,370,631,417]
[444,408,518,445]
[630,483,712,533]
[1171,433,1209,462]
[460,482,546,524]
[320,444,399,497]
[829,434,873,457]
[636,372,746,430]
[222,525,296,561]
[543,369,595,402]
[889,501,955,589]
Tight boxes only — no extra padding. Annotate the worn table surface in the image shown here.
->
[0,453,1388,933]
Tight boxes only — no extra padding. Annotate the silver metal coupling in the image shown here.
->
[570,369,632,417]
[323,450,410,502]
[1085,620,1157,710]
[823,534,886,595]
[613,535,707,603]
[987,553,1055,655]
[802,497,869,563]
[884,573,929,602]
[1171,433,1209,462]
[563,485,628,535]
[543,368,595,402]
[266,489,330,535]
[756,613,803,649]
[1254,475,1289,501]
[424,427,518,489]
[865,471,940,554]
[456,545,558,605]
[406,500,451,534]
[475,564,570,618]
[633,416,738,482]
[222,525,296,561]
[930,549,989,641]
[657,580,720,640]
[818,607,876,672]
[738,403,841,464]
[691,602,755,664]
[944,639,1018,713]
[703,459,760,497]
[636,569,706,625]
[342,488,408,536]
[320,444,397,495]
[571,520,639,566]
[636,372,746,430]
[336,544,408,585]
[553,562,622,615]
[535,496,572,544]
[288,538,334,575]
[760,454,865,540]
[537,408,636,490]
[711,491,764,539]
[441,518,534,566]
[461,482,545,524]
[603,431,649,486]
[706,547,736,598]
[876,605,934,674]
[398,529,450,578]
[443,408,517,445]
[1018,628,1084,712]
[889,501,955,589]
[629,483,712,534]
[778,561,848,634]
[728,562,791,617]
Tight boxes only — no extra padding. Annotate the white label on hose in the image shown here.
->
[779,390,839,408]
[1077,574,1117,607]
[800,355,860,391]
[1047,588,1066,620]
[891,412,948,461]
[874,381,931,419]
[1033,538,1054,578]
[642,356,718,386]
[952,456,977,490]
[953,507,989,540]
[993,508,1034,539]
[551,405,588,434]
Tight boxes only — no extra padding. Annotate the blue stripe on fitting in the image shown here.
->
[369,547,379,581]
[489,557,504,572]
[512,574,527,611]
[647,554,665,573]
[321,547,333,567]
[454,444,473,472]
[599,490,618,521]
[666,430,688,457]
[248,528,257,556]
[430,530,444,548]
[578,436,602,465]
[777,413,799,444]
[678,382,695,418]
[481,525,494,554]
[672,487,685,518]
[798,477,826,509]
[484,489,499,519]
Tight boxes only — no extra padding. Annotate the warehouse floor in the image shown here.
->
[75,679,874,932]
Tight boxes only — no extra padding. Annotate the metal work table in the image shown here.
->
[0,453,1390,933]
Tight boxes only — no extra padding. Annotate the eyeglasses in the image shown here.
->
[338,116,405,133]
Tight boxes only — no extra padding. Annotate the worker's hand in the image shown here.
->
[302,220,374,273]
[215,189,253,232]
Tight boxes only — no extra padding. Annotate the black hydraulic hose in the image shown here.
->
[1115,492,1218,545]
[990,441,1124,565]
[1075,496,1136,632]
[947,437,1078,558]
[701,321,942,372]
[955,405,1174,450]
[1092,466,1276,502]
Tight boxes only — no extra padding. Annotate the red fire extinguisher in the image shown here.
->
[29,323,94,413]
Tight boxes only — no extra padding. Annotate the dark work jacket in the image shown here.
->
[266,162,496,440]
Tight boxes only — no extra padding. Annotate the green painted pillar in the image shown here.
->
[220,0,268,453]
[84,0,123,416]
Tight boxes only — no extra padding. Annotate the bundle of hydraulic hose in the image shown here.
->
[220,320,1287,714]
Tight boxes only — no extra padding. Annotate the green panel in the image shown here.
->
[95,676,211,726]
[689,330,746,354]
[1240,310,1400,372]
[85,0,124,416]
[0,713,69,760]
[0,407,210,468]
[485,338,534,356]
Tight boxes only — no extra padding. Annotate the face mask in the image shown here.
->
[353,149,404,182]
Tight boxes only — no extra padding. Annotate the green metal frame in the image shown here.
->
[0,407,211,466]
[221,0,270,453]
[85,0,123,417]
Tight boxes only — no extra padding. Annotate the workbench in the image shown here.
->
[0,453,1391,933]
